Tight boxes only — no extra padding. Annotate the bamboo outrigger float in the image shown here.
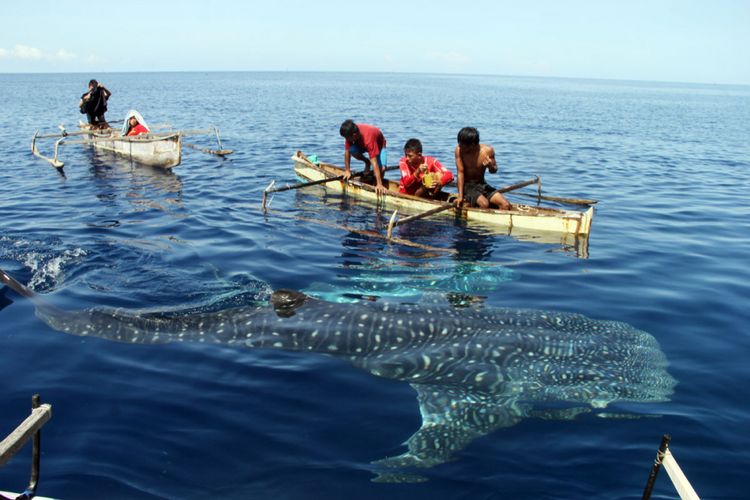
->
[31,113,232,170]
[283,151,594,239]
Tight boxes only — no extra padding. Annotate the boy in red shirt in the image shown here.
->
[398,138,454,198]
[339,119,387,195]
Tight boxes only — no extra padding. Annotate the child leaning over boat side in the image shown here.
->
[454,127,511,210]
[398,138,454,199]
[339,119,388,195]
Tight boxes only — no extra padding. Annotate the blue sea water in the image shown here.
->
[1,72,749,499]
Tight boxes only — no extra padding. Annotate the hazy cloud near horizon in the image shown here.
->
[1,0,748,85]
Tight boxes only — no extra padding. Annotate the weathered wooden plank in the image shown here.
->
[0,404,52,467]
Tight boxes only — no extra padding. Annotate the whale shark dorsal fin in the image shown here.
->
[415,293,451,307]
[271,289,311,318]
[416,292,486,311]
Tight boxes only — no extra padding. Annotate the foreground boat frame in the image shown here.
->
[0,395,52,500]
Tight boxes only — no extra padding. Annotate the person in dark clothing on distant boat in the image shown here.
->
[79,79,111,129]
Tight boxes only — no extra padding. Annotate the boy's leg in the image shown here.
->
[474,194,490,209]
[348,145,371,170]
[489,191,512,210]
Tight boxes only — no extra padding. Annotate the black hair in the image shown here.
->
[403,138,423,154]
[339,119,358,139]
[88,79,98,87]
[457,127,480,146]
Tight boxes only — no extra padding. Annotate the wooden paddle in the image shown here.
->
[511,191,598,206]
[262,153,399,210]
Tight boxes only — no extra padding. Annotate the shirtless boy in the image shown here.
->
[454,127,511,210]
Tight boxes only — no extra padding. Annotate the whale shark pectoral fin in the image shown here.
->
[372,385,523,470]
[270,289,311,318]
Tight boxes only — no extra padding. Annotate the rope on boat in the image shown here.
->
[641,435,700,500]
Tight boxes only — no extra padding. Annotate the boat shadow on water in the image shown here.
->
[83,151,185,217]
[301,223,517,306]
[0,268,677,483]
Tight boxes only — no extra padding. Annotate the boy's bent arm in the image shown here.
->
[343,149,352,178]
[370,156,386,194]
[484,145,498,173]
[455,146,465,204]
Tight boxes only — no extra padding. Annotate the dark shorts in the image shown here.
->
[465,182,498,207]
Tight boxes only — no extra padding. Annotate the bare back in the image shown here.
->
[456,143,497,183]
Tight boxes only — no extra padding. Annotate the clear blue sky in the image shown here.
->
[2,0,748,85]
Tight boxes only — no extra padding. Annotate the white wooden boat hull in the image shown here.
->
[292,154,594,237]
[86,131,182,169]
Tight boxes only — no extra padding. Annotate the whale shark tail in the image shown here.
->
[0,268,36,299]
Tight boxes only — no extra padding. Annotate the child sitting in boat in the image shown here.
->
[455,127,511,210]
[121,110,150,137]
[398,138,454,198]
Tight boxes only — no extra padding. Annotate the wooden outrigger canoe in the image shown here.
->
[31,120,232,170]
[79,127,182,168]
[289,151,594,238]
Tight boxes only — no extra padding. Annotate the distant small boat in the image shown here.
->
[31,110,232,170]
[76,126,183,169]
[290,151,595,238]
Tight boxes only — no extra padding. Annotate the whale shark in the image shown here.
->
[1,268,676,481]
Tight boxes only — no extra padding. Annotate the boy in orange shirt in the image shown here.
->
[398,138,454,198]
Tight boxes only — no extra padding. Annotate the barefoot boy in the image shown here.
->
[455,127,511,210]
[398,138,454,198]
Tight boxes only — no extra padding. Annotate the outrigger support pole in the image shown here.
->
[386,202,456,240]
[182,126,233,157]
[213,126,224,151]
[262,180,276,211]
[31,130,64,169]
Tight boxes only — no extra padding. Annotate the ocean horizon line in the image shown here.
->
[1,68,747,89]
